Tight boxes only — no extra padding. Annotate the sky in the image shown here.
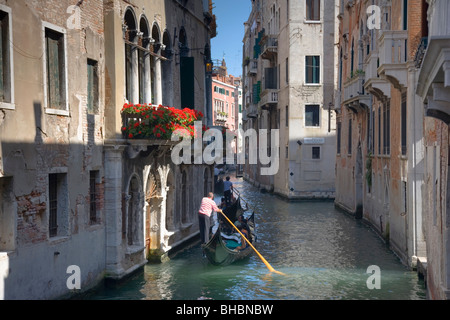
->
[211,0,252,78]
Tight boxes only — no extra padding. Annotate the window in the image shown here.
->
[87,59,99,114]
[277,108,280,129]
[0,177,15,251]
[401,93,407,156]
[285,105,289,127]
[48,172,68,238]
[383,100,391,155]
[312,146,320,159]
[305,105,320,127]
[348,118,352,155]
[378,108,381,155]
[0,6,13,109]
[49,174,58,237]
[337,122,341,154]
[89,171,99,224]
[305,56,320,84]
[285,57,289,84]
[403,0,408,31]
[44,23,68,113]
[351,39,355,76]
[306,0,320,21]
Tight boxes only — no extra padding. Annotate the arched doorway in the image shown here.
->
[166,170,175,231]
[127,176,142,246]
[145,169,162,257]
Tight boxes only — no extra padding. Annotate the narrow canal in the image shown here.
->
[85,177,426,300]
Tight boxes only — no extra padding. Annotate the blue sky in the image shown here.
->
[211,0,252,78]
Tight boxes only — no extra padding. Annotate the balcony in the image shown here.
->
[246,103,258,118]
[259,89,278,109]
[249,59,258,75]
[378,30,408,90]
[260,35,278,60]
[364,52,391,100]
[342,72,371,113]
[215,111,228,123]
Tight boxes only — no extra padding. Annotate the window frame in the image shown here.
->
[305,55,321,85]
[305,0,321,22]
[42,21,69,116]
[312,146,321,160]
[305,104,321,128]
[87,59,99,115]
[0,5,14,110]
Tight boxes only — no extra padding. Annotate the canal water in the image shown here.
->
[85,177,426,300]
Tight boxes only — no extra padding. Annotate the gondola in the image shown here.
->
[202,194,256,266]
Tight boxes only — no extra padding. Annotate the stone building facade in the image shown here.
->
[416,0,450,300]
[334,0,428,269]
[211,59,240,132]
[241,0,338,199]
[0,0,216,300]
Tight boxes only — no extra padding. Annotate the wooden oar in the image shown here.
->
[219,211,286,276]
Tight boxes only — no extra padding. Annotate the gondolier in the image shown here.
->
[198,192,223,244]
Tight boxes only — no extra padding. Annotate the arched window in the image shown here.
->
[179,27,194,109]
[161,30,173,106]
[138,16,150,104]
[124,8,137,103]
[151,23,161,105]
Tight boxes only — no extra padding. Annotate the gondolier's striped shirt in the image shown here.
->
[198,197,220,217]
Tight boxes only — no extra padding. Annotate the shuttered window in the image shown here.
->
[87,59,99,114]
[45,27,66,110]
[0,10,10,103]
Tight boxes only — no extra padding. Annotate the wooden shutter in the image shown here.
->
[46,30,62,109]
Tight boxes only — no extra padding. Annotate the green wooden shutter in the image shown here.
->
[180,56,194,109]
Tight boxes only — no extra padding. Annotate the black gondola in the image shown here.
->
[201,195,256,266]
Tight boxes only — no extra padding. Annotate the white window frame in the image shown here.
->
[304,0,322,24]
[304,104,321,128]
[0,4,15,110]
[42,21,69,116]
[304,54,322,86]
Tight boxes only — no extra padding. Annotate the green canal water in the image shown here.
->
[85,178,427,300]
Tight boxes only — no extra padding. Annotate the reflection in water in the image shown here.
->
[86,178,426,300]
